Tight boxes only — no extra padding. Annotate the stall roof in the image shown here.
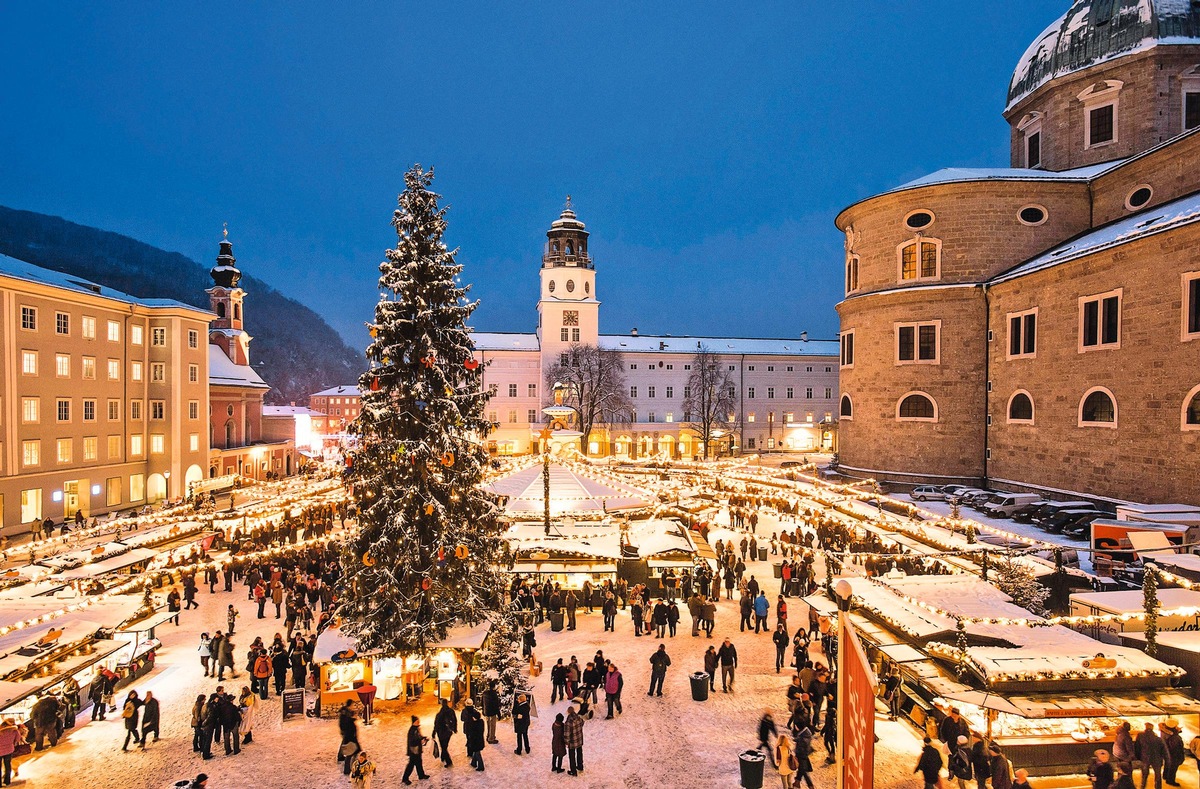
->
[0,594,143,654]
[118,609,180,632]
[315,622,492,664]
[485,462,652,514]
[55,548,159,580]
[0,680,54,712]
[1070,588,1200,613]
[513,562,618,575]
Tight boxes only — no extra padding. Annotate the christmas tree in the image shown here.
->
[476,601,527,715]
[1143,563,1159,657]
[338,165,507,655]
[993,554,1050,616]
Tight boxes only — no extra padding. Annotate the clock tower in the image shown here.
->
[537,198,600,377]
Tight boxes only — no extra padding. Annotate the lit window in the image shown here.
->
[80,356,96,379]
[20,489,42,521]
[897,392,937,422]
[152,327,166,346]
[55,312,69,335]
[896,322,940,364]
[130,325,143,345]
[108,359,120,380]
[108,321,122,342]
[189,433,200,452]
[83,436,98,461]
[1080,290,1121,350]
[21,398,38,423]
[22,441,40,467]
[130,473,144,502]
[1080,388,1117,427]
[131,361,143,382]
[106,477,121,506]
[82,316,96,339]
[747,412,756,423]
[56,438,72,463]
[130,434,144,457]
[20,306,36,331]
[107,435,121,459]
[665,412,674,423]
[150,434,165,454]
[55,353,70,377]
[898,238,940,281]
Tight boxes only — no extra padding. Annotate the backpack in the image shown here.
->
[950,749,973,780]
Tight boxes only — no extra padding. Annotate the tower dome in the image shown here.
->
[210,225,242,288]
[543,197,592,270]
[1008,0,1200,110]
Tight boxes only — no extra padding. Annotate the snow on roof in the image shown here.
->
[598,334,839,358]
[310,384,363,398]
[486,462,652,514]
[209,345,269,389]
[263,406,320,417]
[504,517,696,561]
[315,623,490,662]
[0,252,208,313]
[1070,587,1200,613]
[471,332,540,351]
[889,161,1120,194]
[991,189,1200,284]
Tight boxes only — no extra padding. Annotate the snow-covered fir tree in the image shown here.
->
[476,601,527,716]
[994,555,1050,616]
[338,165,508,654]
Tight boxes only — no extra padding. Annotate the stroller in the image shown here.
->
[571,694,595,721]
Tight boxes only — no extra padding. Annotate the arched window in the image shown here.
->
[1182,385,1200,431]
[1007,391,1034,423]
[897,238,940,282]
[565,241,574,256]
[224,420,236,448]
[839,394,853,419]
[845,256,860,293]
[1079,387,1117,427]
[216,303,226,318]
[897,392,937,422]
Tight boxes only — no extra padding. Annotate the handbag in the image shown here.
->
[432,737,440,758]
[12,742,30,758]
[340,741,358,758]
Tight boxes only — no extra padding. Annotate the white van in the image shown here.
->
[981,493,1042,518]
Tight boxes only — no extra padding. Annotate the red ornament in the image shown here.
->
[464,358,479,371]
[345,455,353,469]
[421,577,432,591]
[421,354,436,368]
[370,377,380,392]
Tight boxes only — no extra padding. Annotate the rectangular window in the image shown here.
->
[630,386,637,398]
[560,328,569,341]
[785,412,794,423]
[106,477,121,507]
[107,359,120,380]
[55,353,70,378]
[507,410,517,424]
[665,412,674,423]
[1080,290,1121,350]
[150,434,165,454]
[189,433,200,452]
[1088,104,1115,146]
[56,438,72,463]
[786,387,794,399]
[648,386,656,398]
[22,440,40,467]
[747,412,756,423]
[152,327,166,346]
[130,325,142,345]
[130,434,144,457]
[683,386,691,399]
[747,387,755,399]
[1026,131,1041,168]
[647,412,656,423]
[21,350,37,375]
[528,384,537,398]
[896,321,940,364]
[21,489,41,522]
[767,387,775,399]
[20,306,36,331]
[130,399,143,420]
[747,438,756,449]
[150,400,165,420]
[900,241,939,281]
[83,436,97,461]
[188,329,199,349]
[21,397,39,424]
[1184,273,1200,340]
[82,315,96,339]
[767,366,774,372]
[150,363,165,383]
[488,411,497,423]
[666,364,673,370]
[108,399,121,421]
[572,328,580,342]
[747,365,755,371]
[665,386,673,399]
[82,356,96,379]
[1007,309,1038,358]
[1186,91,1200,131]
[508,384,517,398]
[188,364,199,383]
[726,385,736,398]
[189,400,199,420]
[806,387,813,399]
[527,409,537,423]
[108,435,121,459]
[825,387,832,399]
[55,312,69,335]
[728,365,735,371]
[129,473,145,502]
[131,361,143,382]
[56,398,70,422]
[108,320,121,342]
[630,364,637,370]
[83,399,96,422]
[840,332,855,367]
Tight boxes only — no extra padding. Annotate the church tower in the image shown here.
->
[206,226,251,366]
[537,198,600,374]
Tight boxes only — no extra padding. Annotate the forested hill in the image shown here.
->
[0,206,363,405]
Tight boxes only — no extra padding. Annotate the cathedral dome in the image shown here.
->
[1007,0,1200,110]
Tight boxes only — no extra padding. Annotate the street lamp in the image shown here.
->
[833,578,853,789]
[163,471,172,502]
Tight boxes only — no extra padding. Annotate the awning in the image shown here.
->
[0,680,53,712]
[118,610,179,632]
[877,644,928,664]
[512,562,617,575]
[940,688,1027,716]
[55,548,158,580]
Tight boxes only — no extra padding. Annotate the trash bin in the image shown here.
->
[758,547,767,562]
[690,672,709,701]
[772,562,783,579]
[739,749,766,788]
[549,610,564,632]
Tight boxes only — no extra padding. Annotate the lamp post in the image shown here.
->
[833,578,853,789]
[163,471,172,503]
[541,382,572,536]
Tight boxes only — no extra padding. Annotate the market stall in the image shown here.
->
[1068,588,1200,643]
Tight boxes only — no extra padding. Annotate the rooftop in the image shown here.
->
[0,252,206,313]
[209,345,269,389]
[470,331,839,357]
[310,384,364,398]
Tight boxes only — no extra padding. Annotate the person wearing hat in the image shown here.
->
[1012,767,1033,789]
[461,698,484,772]
[189,774,208,789]
[402,715,430,784]
[1088,748,1114,789]
[0,716,26,787]
[949,735,974,789]
[512,692,531,755]
[1160,720,1184,786]
[1113,760,1137,789]
[988,741,1013,789]
[939,707,970,750]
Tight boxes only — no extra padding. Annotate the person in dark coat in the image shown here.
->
[140,691,160,745]
[218,693,242,756]
[271,647,289,696]
[971,733,992,789]
[1088,749,1114,789]
[200,693,221,760]
[564,705,585,776]
[1138,722,1167,789]
[338,700,359,774]
[480,681,501,744]
[647,644,671,697]
[551,713,566,773]
[1162,720,1185,786]
[512,693,531,754]
[461,699,485,772]
[758,710,778,761]
[31,695,60,750]
[432,698,457,768]
[939,708,971,749]
[403,715,430,784]
[915,737,943,789]
[119,691,142,751]
[988,742,1012,789]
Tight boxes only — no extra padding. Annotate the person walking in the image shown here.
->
[1162,719,1184,787]
[481,681,501,744]
[433,698,457,767]
[120,691,143,751]
[402,715,430,785]
[602,594,617,632]
[565,704,585,776]
[717,638,738,692]
[989,742,1013,789]
[773,624,790,673]
[793,726,816,789]
[461,699,485,772]
[217,635,236,681]
[603,663,623,719]
[338,700,360,774]
[226,604,239,635]
[914,736,943,789]
[1138,721,1166,789]
[238,686,256,744]
[949,735,974,789]
[198,633,213,677]
[776,732,798,789]
[140,691,160,746]
[0,717,26,787]
[740,593,753,632]
[350,750,376,789]
[648,643,671,697]
[512,692,532,754]
[667,599,680,637]
[550,658,568,705]
[703,645,719,692]
[551,713,567,774]
[702,596,717,638]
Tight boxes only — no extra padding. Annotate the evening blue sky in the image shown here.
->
[0,2,1063,346]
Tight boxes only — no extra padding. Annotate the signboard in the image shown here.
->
[282,688,305,720]
[840,616,877,789]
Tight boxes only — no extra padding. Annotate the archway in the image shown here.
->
[147,473,167,503]
[185,464,204,497]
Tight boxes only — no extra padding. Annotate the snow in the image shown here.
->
[0,253,206,313]
[888,160,1120,194]
[485,463,653,514]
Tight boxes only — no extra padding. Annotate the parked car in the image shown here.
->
[910,486,947,502]
[981,493,1043,518]
[952,488,990,506]
[1041,507,1101,534]
[1010,500,1051,522]
[1032,500,1098,526]
[941,485,972,498]
[1062,511,1106,538]
[969,493,1005,510]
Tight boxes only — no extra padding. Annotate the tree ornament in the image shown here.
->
[369,326,378,338]
[464,358,479,371]
[416,400,428,411]
[345,455,354,469]
[424,503,435,515]
[455,545,468,560]
[445,385,455,397]
[440,451,455,467]
[370,377,381,392]
[363,552,377,567]
[437,546,447,567]
[421,353,436,368]
[421,577,432,591]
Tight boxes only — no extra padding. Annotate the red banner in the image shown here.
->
[840,615,877,789]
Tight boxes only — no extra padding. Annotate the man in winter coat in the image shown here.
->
[914,737,943,789]
[703,645,719,692]
[403,715,430,784]
[432,698,457,767]
[603,664,623,719]
[512,693,531,754]
[739,594,753,632]
[647,644,671,697]
[480,681,501,744]
[140,691,160,746]
[1161,720,1185,787]
[219,693,242,756]
[1138,721,1167,789]
[271,647,289,696]
[666,600,680,637]
[754,591,770,633]
[216,636,236,681]
[970,733,992,789]
[772,624,790,673]
[988,742,1013,789]
[31,694,60,751]
[630,600,643,637]
[939,708,971,749]
[602,594,617,632]
[565,590,578,630]
[565,706,585,776]
[717,639,738,692]
[949,735,974,789]
[688,593,704,637]
[461,699,485,772]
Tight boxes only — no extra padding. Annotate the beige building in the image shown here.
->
[835,0,1200,505]
[0,254,212,532]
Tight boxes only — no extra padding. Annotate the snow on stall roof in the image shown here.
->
[992,189,1200,283]
[0,252,209,313]
[315,622,490,663]
[485,462,652,514]
[504,518,695,561]
[1070,587,1200,612]
[599,334,839,357]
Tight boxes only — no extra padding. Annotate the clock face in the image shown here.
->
[563,310,579,326]
[548,280,556,293]
[566,280,575,293]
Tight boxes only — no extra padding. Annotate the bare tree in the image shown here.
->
[682,345,736,458]
[545,344,633,454]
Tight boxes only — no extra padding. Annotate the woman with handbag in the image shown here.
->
[776,732,798,789]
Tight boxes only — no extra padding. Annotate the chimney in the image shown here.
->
[631,328,638,336]
[800,331,808,342]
